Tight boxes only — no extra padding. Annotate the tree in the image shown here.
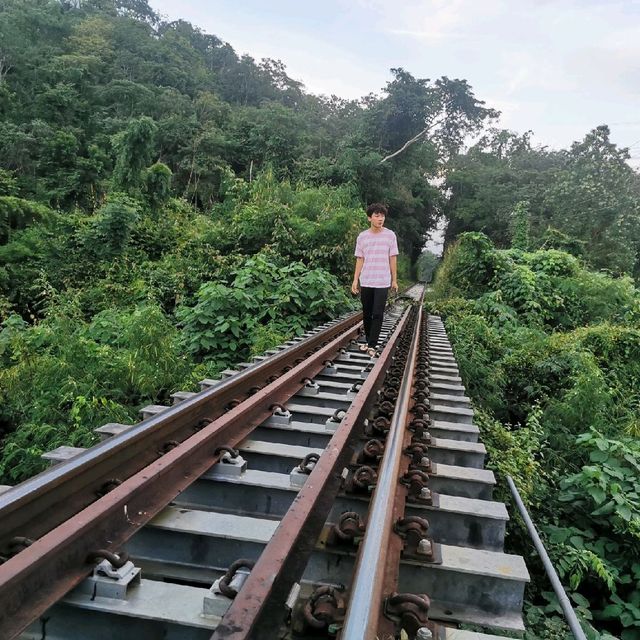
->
[543,125,640,274]
[86,192,139,258]
[142,162,171,207]
[365,69,499,162]
[416,250,439,282]
[230,102,304,176]
[444,126,640,274]
[112,115,157,192]
[444,129,561,249]
[511,201,530,251]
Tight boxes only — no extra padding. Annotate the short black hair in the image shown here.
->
[366,202,388,217]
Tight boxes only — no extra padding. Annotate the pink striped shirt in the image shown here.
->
[355,228,399,288]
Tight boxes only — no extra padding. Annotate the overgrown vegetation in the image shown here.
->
[0,0,498,482]
[1,3,639,638]
[444,128,640,276]
[0,0,499,263]
[0,173,357,482]
[429,233,640,639]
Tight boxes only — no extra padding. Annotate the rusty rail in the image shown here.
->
[0,316,362,640]
[0,312,360,554]
[211,306,412,640]
[341,304,422,639]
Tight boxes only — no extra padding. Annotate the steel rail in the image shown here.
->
[0,312,361,553]
[0,319,362,640]
[507,475,588,640]
[211,306,412,640]
[341,304,422,639]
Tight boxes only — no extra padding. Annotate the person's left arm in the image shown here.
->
[389,232,399,293]
[389,255,398,292]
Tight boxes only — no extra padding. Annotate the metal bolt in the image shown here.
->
[285,582,301,610]
[417,538,433,556]
[420,487,432,500]
[416,627,433,640]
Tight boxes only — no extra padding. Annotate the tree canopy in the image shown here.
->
[0,0,500,260]
[445,126,640,275]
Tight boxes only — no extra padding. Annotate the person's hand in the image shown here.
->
[391,280,398,293]
[351,281,359,295]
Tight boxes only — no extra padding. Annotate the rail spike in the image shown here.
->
[385,592,432,638]
[217,559,256,599]
[303,585,346,631]
[87,550,129,569]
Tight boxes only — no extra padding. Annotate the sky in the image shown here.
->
[148,0,640,168]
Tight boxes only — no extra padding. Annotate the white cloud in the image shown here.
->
[565,45,640,98]
[481,96,521,122]
[402,0,467,43]
[222,30,383,100]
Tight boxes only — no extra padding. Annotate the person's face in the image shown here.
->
[368,212,385,229]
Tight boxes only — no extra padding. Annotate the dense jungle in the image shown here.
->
[0,1,638,638]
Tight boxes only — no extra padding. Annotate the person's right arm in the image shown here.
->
[351,257,364,294]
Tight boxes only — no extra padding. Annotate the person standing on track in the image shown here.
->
[351,203,399,357]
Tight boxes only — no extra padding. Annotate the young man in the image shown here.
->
[351,203,399,357]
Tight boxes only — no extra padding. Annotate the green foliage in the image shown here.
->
[0,169,18,196]
[142,162,172,207]
[0,195,51,244]
[84,193,140,259]
[559,431,640,542]
[0,158,372,486]
[249,322,290,358]
[0,303,193,483]
[364,69,498,157]
[444,126,640,275]
[436,232,639,331]
[544,125,640,275]
[112,116,157,192]
[428,298,508,412]
[540,227,586,258]
[524,591,618,640]
[444,129,558,248]
[430,232,640,639]
[492,261,543,321]
[214,170,363,281]
[0,1,474,256]
[432,232,498,299]
[475,407,546,505]
[178,253,353,364]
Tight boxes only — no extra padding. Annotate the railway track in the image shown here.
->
[0,284,530,640]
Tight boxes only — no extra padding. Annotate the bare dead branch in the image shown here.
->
[378,117,445,164]
[0,54,13,84]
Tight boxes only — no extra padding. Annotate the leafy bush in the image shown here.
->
[83,193,140,259]
[432,232,498,299]
[475,408,546,506]
[178,253,354,364]
[212,170,363,280]
[546,431,640,638]
[0,171,369,488]
[0,195,51,244]
[0,303,193,483]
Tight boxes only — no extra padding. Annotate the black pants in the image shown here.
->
[360,286,389,348]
